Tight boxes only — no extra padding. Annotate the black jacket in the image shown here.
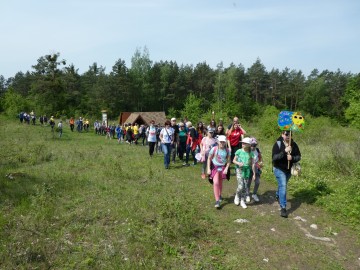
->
[272,136,301,173]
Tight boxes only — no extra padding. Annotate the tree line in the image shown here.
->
[0,47,359,128]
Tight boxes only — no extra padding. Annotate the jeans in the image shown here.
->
[185,145,196,164]
[273,167,291,209]
[161,143,172,168]
[171,143,177,162]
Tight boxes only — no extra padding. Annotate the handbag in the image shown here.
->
[291,162,301,176]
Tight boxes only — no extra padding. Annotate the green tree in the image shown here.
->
[2,87,28,117]
[247,58,267,103]
[30,53,67,115]
[181,93,204,122]
[300,77,328,117]
[344,74,360,128]
[129,46,152,111]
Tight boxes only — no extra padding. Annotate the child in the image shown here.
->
[199,128,217,179]
[207,135,231,209]
[233,137,255,209]
[249,137,263,202]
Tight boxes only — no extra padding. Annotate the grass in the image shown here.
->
[0,114,359,269]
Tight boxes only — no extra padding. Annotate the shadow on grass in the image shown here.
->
[0,173,44,206]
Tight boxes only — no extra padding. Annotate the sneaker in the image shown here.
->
[246,196,251,203]
[234,194,240,206]
[201,173,206,179]
[215,201,221,209]
[252,194,260,202]
[219,195,223,202]
[183,162,190,167]
[280,208,288,218]
[240,199,247,209]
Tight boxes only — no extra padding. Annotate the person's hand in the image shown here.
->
[285,146,292,153]
[287,154,292,161]
[238,162,244,167]
[207,169,211,175]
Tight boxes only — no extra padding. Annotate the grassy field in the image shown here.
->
[0,115,359,269]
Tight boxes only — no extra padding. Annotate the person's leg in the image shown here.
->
[201,154,207,174]
[185,145,190,165]
[166,143,172,167]
[234,168,243,205]
[149,142,155,156]
[171,144,176,163]
[274,167,290,209]
[213,172,221,201]
[253,169,260,194]
[191,149,197,165]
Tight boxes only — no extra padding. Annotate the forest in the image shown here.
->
[0,47,359,127]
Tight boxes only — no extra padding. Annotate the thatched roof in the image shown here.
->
[119,112,167,126]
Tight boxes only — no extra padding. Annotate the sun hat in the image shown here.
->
[217,135,227,142]
[208,127,215,133]
[241,137,252,145]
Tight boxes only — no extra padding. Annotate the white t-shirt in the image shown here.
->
[147,126,157,142]
[160,127,174,143]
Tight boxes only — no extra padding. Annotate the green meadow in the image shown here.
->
[0,114,359,269]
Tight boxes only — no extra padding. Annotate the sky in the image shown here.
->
[1,0,359,79]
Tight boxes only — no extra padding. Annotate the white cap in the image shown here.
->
[241,137,252,144]
[217,135,227,142]
[171,117,176,121]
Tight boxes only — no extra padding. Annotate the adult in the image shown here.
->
[126,125,133,144]
[177,122,187,161]
[159,120,174,169]
[19,112,24,124]
[133,123,139,144]
[139,124,147,146]
[146,120,157,157]
[215,124,226,137]
[170,118,180,163]
[116,125,122,143]
[207,119,216,130]
[207,135,231,209]
[183,121,198,166]
[226,119,246,163]
[58,120,63,138]
[49,116,56,131]
[69,117,75,132]
[272,130,301,218]
[30,111,36,125]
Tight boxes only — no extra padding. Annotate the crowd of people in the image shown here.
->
[17,112,301,218]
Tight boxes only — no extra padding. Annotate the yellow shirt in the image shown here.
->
[133,125,139,135]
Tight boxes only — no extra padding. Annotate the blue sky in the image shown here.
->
[1,0,359,79]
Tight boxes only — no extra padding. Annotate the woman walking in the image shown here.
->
[146,120,157,157]
[159,120,174,169]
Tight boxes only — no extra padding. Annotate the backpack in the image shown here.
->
[208,146,231,184]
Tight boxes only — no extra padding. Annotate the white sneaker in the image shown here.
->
[246,196,251,203]
[234,194,240,206]
[240,199,247,209]
[252,194,260,202]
